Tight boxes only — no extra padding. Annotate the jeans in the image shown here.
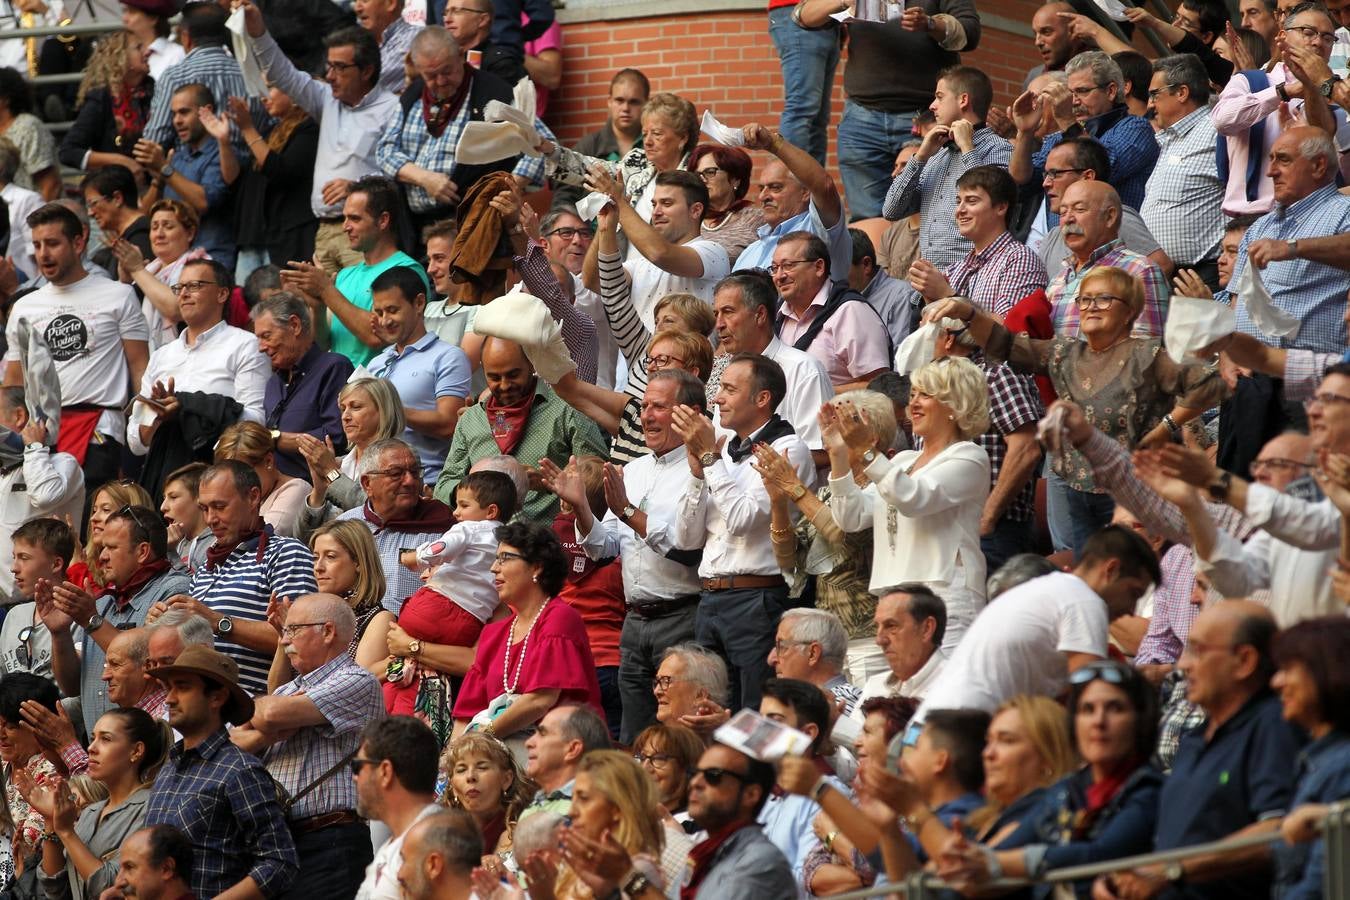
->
[596,665,622,741]
[618,602,697,743]
[279,820,373,900]
[1046,471,1115,557]
[981,514,1038,580]
[768,8,840,165]
[234,246,270,286]
[695,587,787,711]
[837,100,918,220]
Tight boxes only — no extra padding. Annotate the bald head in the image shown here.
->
[481,337,536,407]
[1060,179,1122,259]
[1032,2,1083,70]
[1181,600,1278,715]
[1269,125,1338,205]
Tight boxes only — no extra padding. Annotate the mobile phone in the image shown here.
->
[887,721,922,773]
[466,49,482,68]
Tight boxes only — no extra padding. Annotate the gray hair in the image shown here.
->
[410,25,460,62]
[1151,54,1210,105]
[540,206,584,233]
[0,138,19,184]
[1065,50,1124,99]
[780,609,848,670]
[555,704,611,753]
[662,644,729,706]
[358,438,418,480]
[147,609,214,648]
[987,553,1060,599]
[512,812,564,858]
[469,455,529,506]
[833,389,898,451]
[295,593,357,645]
[1297,130,1338,175]
[251,291,313,335]
[648,369,707,409]
[112,628,150,667]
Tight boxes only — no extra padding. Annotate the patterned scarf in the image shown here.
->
[100,558,171,609]
[485,388,537,455]
[421,68,474,139]
[112,83,149,145]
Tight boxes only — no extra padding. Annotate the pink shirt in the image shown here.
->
[777,283,893,387]
[524,15,562,115]
[1211,64,1288,217]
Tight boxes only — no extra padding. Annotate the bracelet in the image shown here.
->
[770,525,793,538]
[823,830,838,853]
[902,806,933,833]
[1162,413,1183,440]
[811,775,830,801]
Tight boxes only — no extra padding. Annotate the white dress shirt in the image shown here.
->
[578,444,701,603]
[713,337,835,450]
[673,425,816,579]
[127,320,271,456]
[856,647,947,708]
[0,446,84,602]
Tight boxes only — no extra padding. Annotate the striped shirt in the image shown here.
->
[144,45,268,162]
[944,230,1048,317]
[1141,108,1225,266]
[264,654,386,821]
[597,248,658,464]
[1048,238,1169,338]
[514,240,598,384]
[188,528,318,696]
[1135,544,1201,666]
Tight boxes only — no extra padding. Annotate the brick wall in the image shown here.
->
[546,3,1048,182]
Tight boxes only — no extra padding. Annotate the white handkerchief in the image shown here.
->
[893,322,940,374]
[1164,296,1237,364]
[1093,0,1131,22]
[700,110,746,148]
[1238,262,1301,339]
[511,78,537,117]
[226,8,268,97]
[472,288,577,384]
[454,121,535,164]
[574,191,612,222]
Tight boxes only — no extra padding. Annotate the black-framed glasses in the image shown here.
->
[696,167,723,181]
[543,226,593,240]
[170,280,219,295]
[634,752,675,768]
[652,675,685,691]
[1286,24,1337,44]
[1069,661,1130,686]
[350,757,380,775]
[1074,293,1127,311]
[114,504,157,536]
[1147,85,1180,100]
[325,59,360,72]
[1069,83,1110,98]
[693,766,748,787]
[494,551,526,565]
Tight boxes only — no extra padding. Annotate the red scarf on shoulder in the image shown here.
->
[100,558,171,609]
[484,388,537,455]
[421,68,473,139]
[204,520,266,570]
[681,820,756,900]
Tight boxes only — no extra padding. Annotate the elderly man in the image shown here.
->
[253,292,356,480]
[654,643,731,741]
[771,231,891,391]
[354,717,442,900]
[144,608,215,670]
[767,608,859,717]
[1045,180,1169,337]
[1141,54,1225,288]
[433,337,606,525]
[146,645,298,898]
[151,461,317,696]
[1094,602,1298,899]
[245,2,401,274]
[1012,50,1158,210]
[302,438,454,614]
[882,66,1012,273]
[352,0,419,94]
[734,124,852,276]
[377,27,547,233]
[441,0,529,86]
[234,594,386,899]
[44,506,189,734]
[854,586,948,714]
[395,810,484,900]
[108,825,197,900]
[518,704,611,821]
[673,353,816,711]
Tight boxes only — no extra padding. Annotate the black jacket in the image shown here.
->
[58,84,154,170]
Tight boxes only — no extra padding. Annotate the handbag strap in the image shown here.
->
[280,748,359,815]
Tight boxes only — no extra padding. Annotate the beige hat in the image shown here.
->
[150,645,255,726]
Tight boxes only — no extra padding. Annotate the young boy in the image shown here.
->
[160,462,212,575]
[4,517,75,678]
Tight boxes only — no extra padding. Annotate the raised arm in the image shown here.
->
[588,166,710,278]
[743,123,841,226]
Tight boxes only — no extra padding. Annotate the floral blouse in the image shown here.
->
[5,753,58,862]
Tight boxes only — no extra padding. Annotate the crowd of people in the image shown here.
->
[0,0,1343,898]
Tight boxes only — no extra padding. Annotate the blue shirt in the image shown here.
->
[734,199,852,278]
[331,252,430,366]
[1273,731,1350,899]
[264,342,356,479]
[1032,106,1160,210]
[368,332,472,483]
[1156,691,1300,899]
[167,137,234,270]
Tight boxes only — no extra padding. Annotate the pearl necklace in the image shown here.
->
[503,599,549,695]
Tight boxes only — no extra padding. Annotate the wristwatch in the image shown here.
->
[86,614,104,632]
[1206,470,1233,502]
[698,450,718,468]
[1277,82,1291,102]
[619,504,638,522]
[324,469,341,484]
[789,483,807,501]
[621,870,652,898]
[861,448,878,465]
[1321,76,1339,98]
[23,442,42,452]
[270,428,282,448]
[159,162,173,179]
[215,616,234,635]
[1164,860,1185,884]
[408,639,422,657]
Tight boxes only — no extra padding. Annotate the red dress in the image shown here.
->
[384,585,486,716]
[451,599,604,725]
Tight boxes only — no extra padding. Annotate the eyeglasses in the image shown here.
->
[114,504,157,536]
[1304,393,1350,411]
[444,4,490,14]
[350,757,380,775]
[696,167,724,181]
[1068,661,1130,686]
[1043,167,1087,181]
[281,621,327,638]
[1181,637,1236,658]
[1074,293,1127,311]
[325,60,360,72]
[634,752,675,768]
[1286,24,1338,44]
[543,226,592,241]
[642,353,687,371]
[1146,85,1180,100]
[1068,83,1109,98]
[693,766,749,787]
[767,259,813,276]
[366,466,422,481]
[1249,457,1311,473]
[170,280,220,295]
[493,551,526,564]
[773,639,813,655]
[652,675,685,691]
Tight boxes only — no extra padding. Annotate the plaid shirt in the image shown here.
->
[1283,349,1341,403]
[1135,544,1200,666]
[1156,669,1207,773]
[514,241,598,384]
[1141,107,1226,266]
[1048,239,1169,338]
[144,45,268,161]
[1229,184,1350,353]
[1033,106,1159,210]
[944,230,1048,317]
[264,654,386,821]
[881,126,1012,271]
[146,728,298,899]
[376,81,551,212]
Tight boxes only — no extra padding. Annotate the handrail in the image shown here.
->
[822,800,1350,900]
[0,20,122,39]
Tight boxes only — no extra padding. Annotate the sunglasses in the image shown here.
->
[115,504,158,536]
[693,766,748,787]
[15,625,33,671]
[350,757,380,776]
[1068,662,1131,686]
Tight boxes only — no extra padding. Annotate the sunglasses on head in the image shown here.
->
[1068,662,1130,687]
[115,504,158,535]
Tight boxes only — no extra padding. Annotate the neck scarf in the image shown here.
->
[421,68,473,139]
[682,820,754,900]
[1075,756,1143,838]
[362,498,455,534]
[485,386,538,455]
[112,82,149,144]
[204,520,266,570]
[101,558,171,609]
[726,415,795,463]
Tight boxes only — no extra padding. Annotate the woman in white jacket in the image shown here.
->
[827,357,992,650]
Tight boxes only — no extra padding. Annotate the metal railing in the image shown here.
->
[0,19,123,140]
[822,800,1350,900]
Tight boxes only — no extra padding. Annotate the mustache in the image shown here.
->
[1063,224,1087,237]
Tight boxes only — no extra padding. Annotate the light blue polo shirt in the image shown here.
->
[368,332,471,483]
[733,199,851,277]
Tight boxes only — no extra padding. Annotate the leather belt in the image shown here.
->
[289,810,361,835]
[700,574,786,591]
[628,594,700,618]
[317,215,344,224]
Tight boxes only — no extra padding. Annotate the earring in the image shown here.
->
[531,573,539,584]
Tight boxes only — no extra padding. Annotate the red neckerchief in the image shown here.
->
[421,68,473,139]
[682,819,755,900]
[100,558,171,609]
[1077,755,1143,837]
[112,83,148,143]
[484,386,537,455]
[362,498,455,534]
[204,520,266,570]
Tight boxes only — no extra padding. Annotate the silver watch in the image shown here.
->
[86,614,104,631]
[215,616,234,635]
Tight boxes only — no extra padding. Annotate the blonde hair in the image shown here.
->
[1079,265,1144,323]
[910,357,990,440]
[85,481,155,584]
[148,198,199,238]
[308,519,386,614]
[556,751,665,898]
[834,389,898,451]
[66,774,109,809]
[642,93,699,155]
[646,328,714,380]
[214,421,275,467]
[966,695,1078,833]
[339,378,407,447]
[653,292,716,336]
[440,733,538,850]
[76,31,141,108]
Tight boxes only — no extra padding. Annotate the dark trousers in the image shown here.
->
[1218,373,1307,479]
[596,665,622,742]
[81,440,123,538]
[695,587,788,712]
[618,603,697,744]
[279,820,372,900]
[981,515,1037,580]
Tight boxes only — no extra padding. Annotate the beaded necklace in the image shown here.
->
[502,599,550,694]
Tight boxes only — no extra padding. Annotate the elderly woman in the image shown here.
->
[111,198,208,350]
[754,388,895,682]
[298,378,406,517]
[688,143,763,265]
[59,31,153,177]
[214,421,311,538]
[651,644,730,743]
[451,523,603,755]
[828,358,992,650]
[539,92,698,222]
[631,723,705,827]
[927,265,1226,556]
